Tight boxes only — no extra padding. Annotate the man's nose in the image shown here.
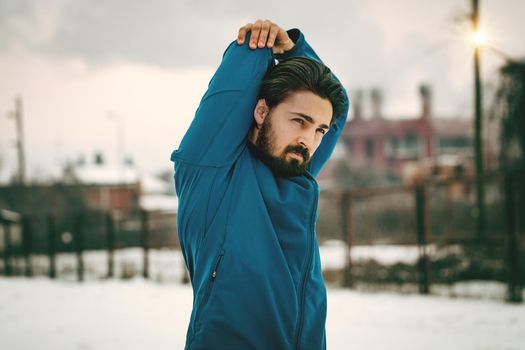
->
[297,131,315,152]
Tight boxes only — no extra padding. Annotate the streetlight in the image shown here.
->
[472,30,486,46]
[471,0,485,241]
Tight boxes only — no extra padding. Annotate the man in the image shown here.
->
[171,19,349,350]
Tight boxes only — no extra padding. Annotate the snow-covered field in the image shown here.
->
[0,241,451,279]
[3,243,521,301]
[1,277,524,350]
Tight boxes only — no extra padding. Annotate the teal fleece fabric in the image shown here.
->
[170,28,350,350]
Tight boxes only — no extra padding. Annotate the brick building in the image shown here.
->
[339,85,474,176]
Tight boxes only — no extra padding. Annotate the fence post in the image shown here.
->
[341,192,354,288]
[47,214,56,279]
[141,210,149,279]
[106,211,115,279]
[22,216,32,277]
[504,174,523,303]
[3,219,11,276]
[415,185,430,294]
[182,259,190,284]
[74,212,84,282]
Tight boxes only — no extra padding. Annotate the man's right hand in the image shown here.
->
[236,19,295,54]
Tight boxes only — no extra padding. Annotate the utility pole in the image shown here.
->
[7,96,26,185]
[472,0,486,241]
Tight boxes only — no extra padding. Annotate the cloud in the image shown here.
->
[0,0,239,67]
[0,0,382,72]
[1,0,525,178]
[3,0,521,119]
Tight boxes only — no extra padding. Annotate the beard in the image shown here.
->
[254,117,311,177]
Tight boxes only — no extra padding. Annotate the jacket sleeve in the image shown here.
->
[170,31,275,167]
[275,29,351,178]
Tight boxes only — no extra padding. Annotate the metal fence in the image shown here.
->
[317,172,523,303]
[1,173,522,302]
[0,208,186,283]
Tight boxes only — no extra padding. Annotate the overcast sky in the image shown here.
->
[0,0,524,181]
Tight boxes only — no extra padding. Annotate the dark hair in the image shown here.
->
[258,56,346,125]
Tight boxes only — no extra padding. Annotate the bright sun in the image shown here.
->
[472,30,487,46]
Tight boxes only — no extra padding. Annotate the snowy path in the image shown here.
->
[0,278,524,350]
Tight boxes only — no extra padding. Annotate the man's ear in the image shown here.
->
[253,98,269,129]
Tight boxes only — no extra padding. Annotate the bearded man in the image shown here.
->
[171,19,349,350]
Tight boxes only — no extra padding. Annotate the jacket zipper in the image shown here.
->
[203,249,225,305]
[294,183,318,349]
[193,248,225,338]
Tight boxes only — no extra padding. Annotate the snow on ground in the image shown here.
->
[5,241,436,280]
[0,277,524,350]
[4,244,522,301]
[320,239,432,269]
[10,248,187,283]
[6,242,416,282]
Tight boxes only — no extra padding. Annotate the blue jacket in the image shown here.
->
[171,28,350,350]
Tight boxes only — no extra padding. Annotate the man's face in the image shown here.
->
[254,90,333,177]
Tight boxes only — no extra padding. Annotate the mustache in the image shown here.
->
[285,145,310,162]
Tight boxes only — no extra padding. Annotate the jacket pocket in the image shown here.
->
[193,248,226,337]
[202,248,225,306]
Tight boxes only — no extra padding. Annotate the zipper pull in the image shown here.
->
[211,250,224,281]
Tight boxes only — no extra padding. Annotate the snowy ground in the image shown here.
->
[1,277,524,350]
[3,243,521,301]
[0,241,456,279]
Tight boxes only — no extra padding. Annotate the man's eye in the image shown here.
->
[293,118,304,125]
[317,129,326,135]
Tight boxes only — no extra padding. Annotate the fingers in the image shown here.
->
[257,21,271,48]
[237,23,252,44]
[266,26,279,48]
[250,20,263,49]
[237,19,280,50]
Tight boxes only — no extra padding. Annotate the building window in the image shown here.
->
[384,138,399,159]
[384,134,420,159]
[438,137,473,156]
[347,139,354,155]
[397,133,420,159]
[366,138,374,159]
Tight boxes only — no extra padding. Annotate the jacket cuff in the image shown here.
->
[274,28,305,60]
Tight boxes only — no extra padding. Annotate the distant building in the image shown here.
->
[0,183,140,216]
[339,85,474,176]
[72,162,177,213]
[0,157,177,215]
[0,160,179,250]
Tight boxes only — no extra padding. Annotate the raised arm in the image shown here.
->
[275,29,350,178]
[170,31,274,167]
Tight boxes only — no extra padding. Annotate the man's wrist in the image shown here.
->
[282,39,295,53]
